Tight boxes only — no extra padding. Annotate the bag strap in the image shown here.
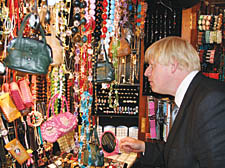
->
[47,93,69,118]
[103,44,110,63]
[93,125,100,145]
[55,95,69,114]
[46,93,59,118]
[89,116,100,145]
[97,43,110,64]
[17,13,47,44]
[0,116,8,164]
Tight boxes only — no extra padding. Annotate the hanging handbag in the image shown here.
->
[4,13,53,75]
[18,78,34,108]
[83,125,104,167]
[0,93,21,122]
[9,81,26,111]
[40,6,63,66]
[41,93,77,142]
[40,94,62,143]
[109,28,131,57]
[46,24,64,66]
[96,44,115,83]
[4,138,30,165]
[54,94,77,136]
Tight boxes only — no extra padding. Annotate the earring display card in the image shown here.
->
[97,125,103,139]
[104,125,116,135]
[116,126,128,140]
[128,126,138,139]
[95,84,139,116]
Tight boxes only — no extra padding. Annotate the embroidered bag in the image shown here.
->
[52,93,77,136]
[40,94,62,143]
[4,138,30,165]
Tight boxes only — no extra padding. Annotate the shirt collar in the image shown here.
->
[175,71,199,108]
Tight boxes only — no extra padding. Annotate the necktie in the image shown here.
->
[165,104,179,141]
[169,104,179,130]
[172,105,179,121]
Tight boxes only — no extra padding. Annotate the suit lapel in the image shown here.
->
[164,72,203,165]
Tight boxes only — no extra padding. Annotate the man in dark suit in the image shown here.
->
[119,36,225,168]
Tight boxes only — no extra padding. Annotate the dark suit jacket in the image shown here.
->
[140,72,225,168]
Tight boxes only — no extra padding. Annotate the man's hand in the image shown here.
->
[119,137,145,153]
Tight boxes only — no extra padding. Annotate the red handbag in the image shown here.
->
[9,81,26,111]
[18,78,34,108]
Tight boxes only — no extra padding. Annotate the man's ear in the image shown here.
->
[171,61,179,73]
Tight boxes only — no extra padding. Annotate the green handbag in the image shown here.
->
[83,126,104,167]
[4,13,52,75]
[96,44,115,83]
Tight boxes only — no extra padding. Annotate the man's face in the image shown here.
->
[144,61,171,95]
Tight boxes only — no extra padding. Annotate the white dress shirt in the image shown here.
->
[175,71,199,108]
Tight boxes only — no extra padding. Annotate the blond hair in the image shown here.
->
[145,36,200,71]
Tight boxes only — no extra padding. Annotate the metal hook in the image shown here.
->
[157,0,173,12]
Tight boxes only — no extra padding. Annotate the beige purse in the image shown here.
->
[0,93,21,122]
[46,24,64,66]
[42,7,64,66]
[109,28,131,57]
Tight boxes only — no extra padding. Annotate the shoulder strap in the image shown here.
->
[46,93,59,118]
[89,116,100,145]
[17,13,47,44]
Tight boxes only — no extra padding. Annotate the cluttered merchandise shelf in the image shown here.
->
[0,0,224,167]
[0,0,146,167]
[139,0,225,143]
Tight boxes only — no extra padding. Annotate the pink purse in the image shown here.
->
[40,94,62,143]
[9,81,26,111]
[18,78,34,108]
[41,93,77,142]
[54,94,77,136]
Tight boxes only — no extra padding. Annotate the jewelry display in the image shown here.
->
[196,1,224,81]
[96,84,139,116]
[147,97,173,141]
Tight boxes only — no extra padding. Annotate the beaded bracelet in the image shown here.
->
[26,111,43,127]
